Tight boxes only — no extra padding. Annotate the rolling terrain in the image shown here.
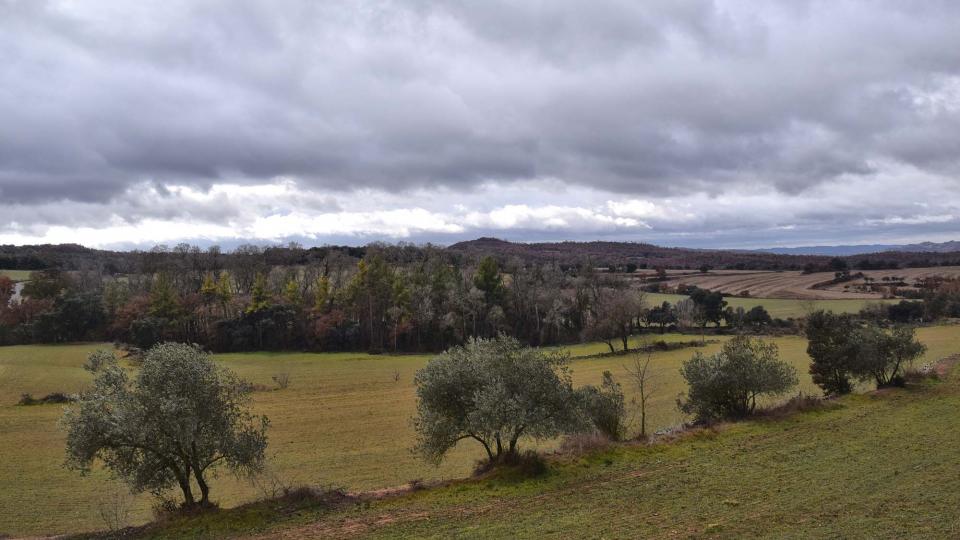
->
[98,351,960,539]
[655,267,960,300]
[2,326,958,536]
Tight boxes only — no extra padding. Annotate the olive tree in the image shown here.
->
[678,335,798,421]
[853,325,926,388]
[413,335,584,464]
[63,343,269,508]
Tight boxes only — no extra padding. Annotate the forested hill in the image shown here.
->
[447,238,960,270]
[3,238,960,273]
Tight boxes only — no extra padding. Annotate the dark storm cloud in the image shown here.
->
[2,0,960,229]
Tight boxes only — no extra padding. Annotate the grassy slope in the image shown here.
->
[0,269,32,282]
[644,293,894,319]
[0,326,957,536]
[143,362,960,540]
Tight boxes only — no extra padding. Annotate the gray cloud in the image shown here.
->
[1,0,960,246]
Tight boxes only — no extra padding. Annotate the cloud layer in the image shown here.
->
[1,1,959,248]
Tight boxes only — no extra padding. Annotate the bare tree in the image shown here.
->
[624,349,656,439]
[97,490,133,532]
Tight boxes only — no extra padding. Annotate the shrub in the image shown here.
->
[807,312,927,391]
[97,490,133,532]
[558,432,612,455]
[678,335,798,422]
[17,392,74,406]
[577,371,626,441]
[272,372,291,390]
[758,393,828,419]
[475,449,547,478]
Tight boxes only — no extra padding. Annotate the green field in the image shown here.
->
[0,269,32,282]
[645,292,895,319]
[171,359,960,539]
[1,327,958,536]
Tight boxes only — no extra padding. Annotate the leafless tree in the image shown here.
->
[97,489,133,532]
[624,350,656,439]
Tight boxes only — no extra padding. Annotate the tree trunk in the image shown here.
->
[195,469,211,506]
[175,468,195,507]
[639,392,647,439]
[508,427,524,455]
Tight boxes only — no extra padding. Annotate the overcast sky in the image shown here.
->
[2,1,959,250]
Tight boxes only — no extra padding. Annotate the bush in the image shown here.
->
[678,335,798,422]
[887,300,925,323]
[272,372,291,389]
[17,392,74,406]
[558,432,612,455]
[577,371,626,441]
[475,449,547,478]
[807,312,927,391]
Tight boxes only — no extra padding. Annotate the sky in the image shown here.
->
[1,0,959,250]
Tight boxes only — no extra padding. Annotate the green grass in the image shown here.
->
[135,357,960,540]
[1,326,958,536]
[0,269,33,282]
[645,292,896,319]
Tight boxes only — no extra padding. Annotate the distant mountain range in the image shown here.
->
[751,240,960,257]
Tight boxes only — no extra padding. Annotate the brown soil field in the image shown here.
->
[660,266,960,299]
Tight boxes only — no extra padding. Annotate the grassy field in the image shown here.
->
[654,266,960,300]
[1,326,958,536]
[0,269,32,282]
[644,292,895,319]
[173,359,960,540]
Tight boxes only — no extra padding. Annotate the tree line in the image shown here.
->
[1,245,656,352]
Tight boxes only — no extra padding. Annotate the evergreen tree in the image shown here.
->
[246,272,271,314]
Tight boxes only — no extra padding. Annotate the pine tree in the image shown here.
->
[314,275,331,313]
[246,273,271,314]
[149,273,180,319]
[283,277,301,306]
[200,272,218,302]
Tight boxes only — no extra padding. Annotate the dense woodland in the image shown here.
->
[1,241,959,352]
[0,243,643,352]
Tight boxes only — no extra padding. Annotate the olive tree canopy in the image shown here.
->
[679,335,798,421]
[413,335,584,464]
[63,343,268,507]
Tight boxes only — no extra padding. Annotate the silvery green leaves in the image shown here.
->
[62,343,268,507]
[413,335,583,465]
